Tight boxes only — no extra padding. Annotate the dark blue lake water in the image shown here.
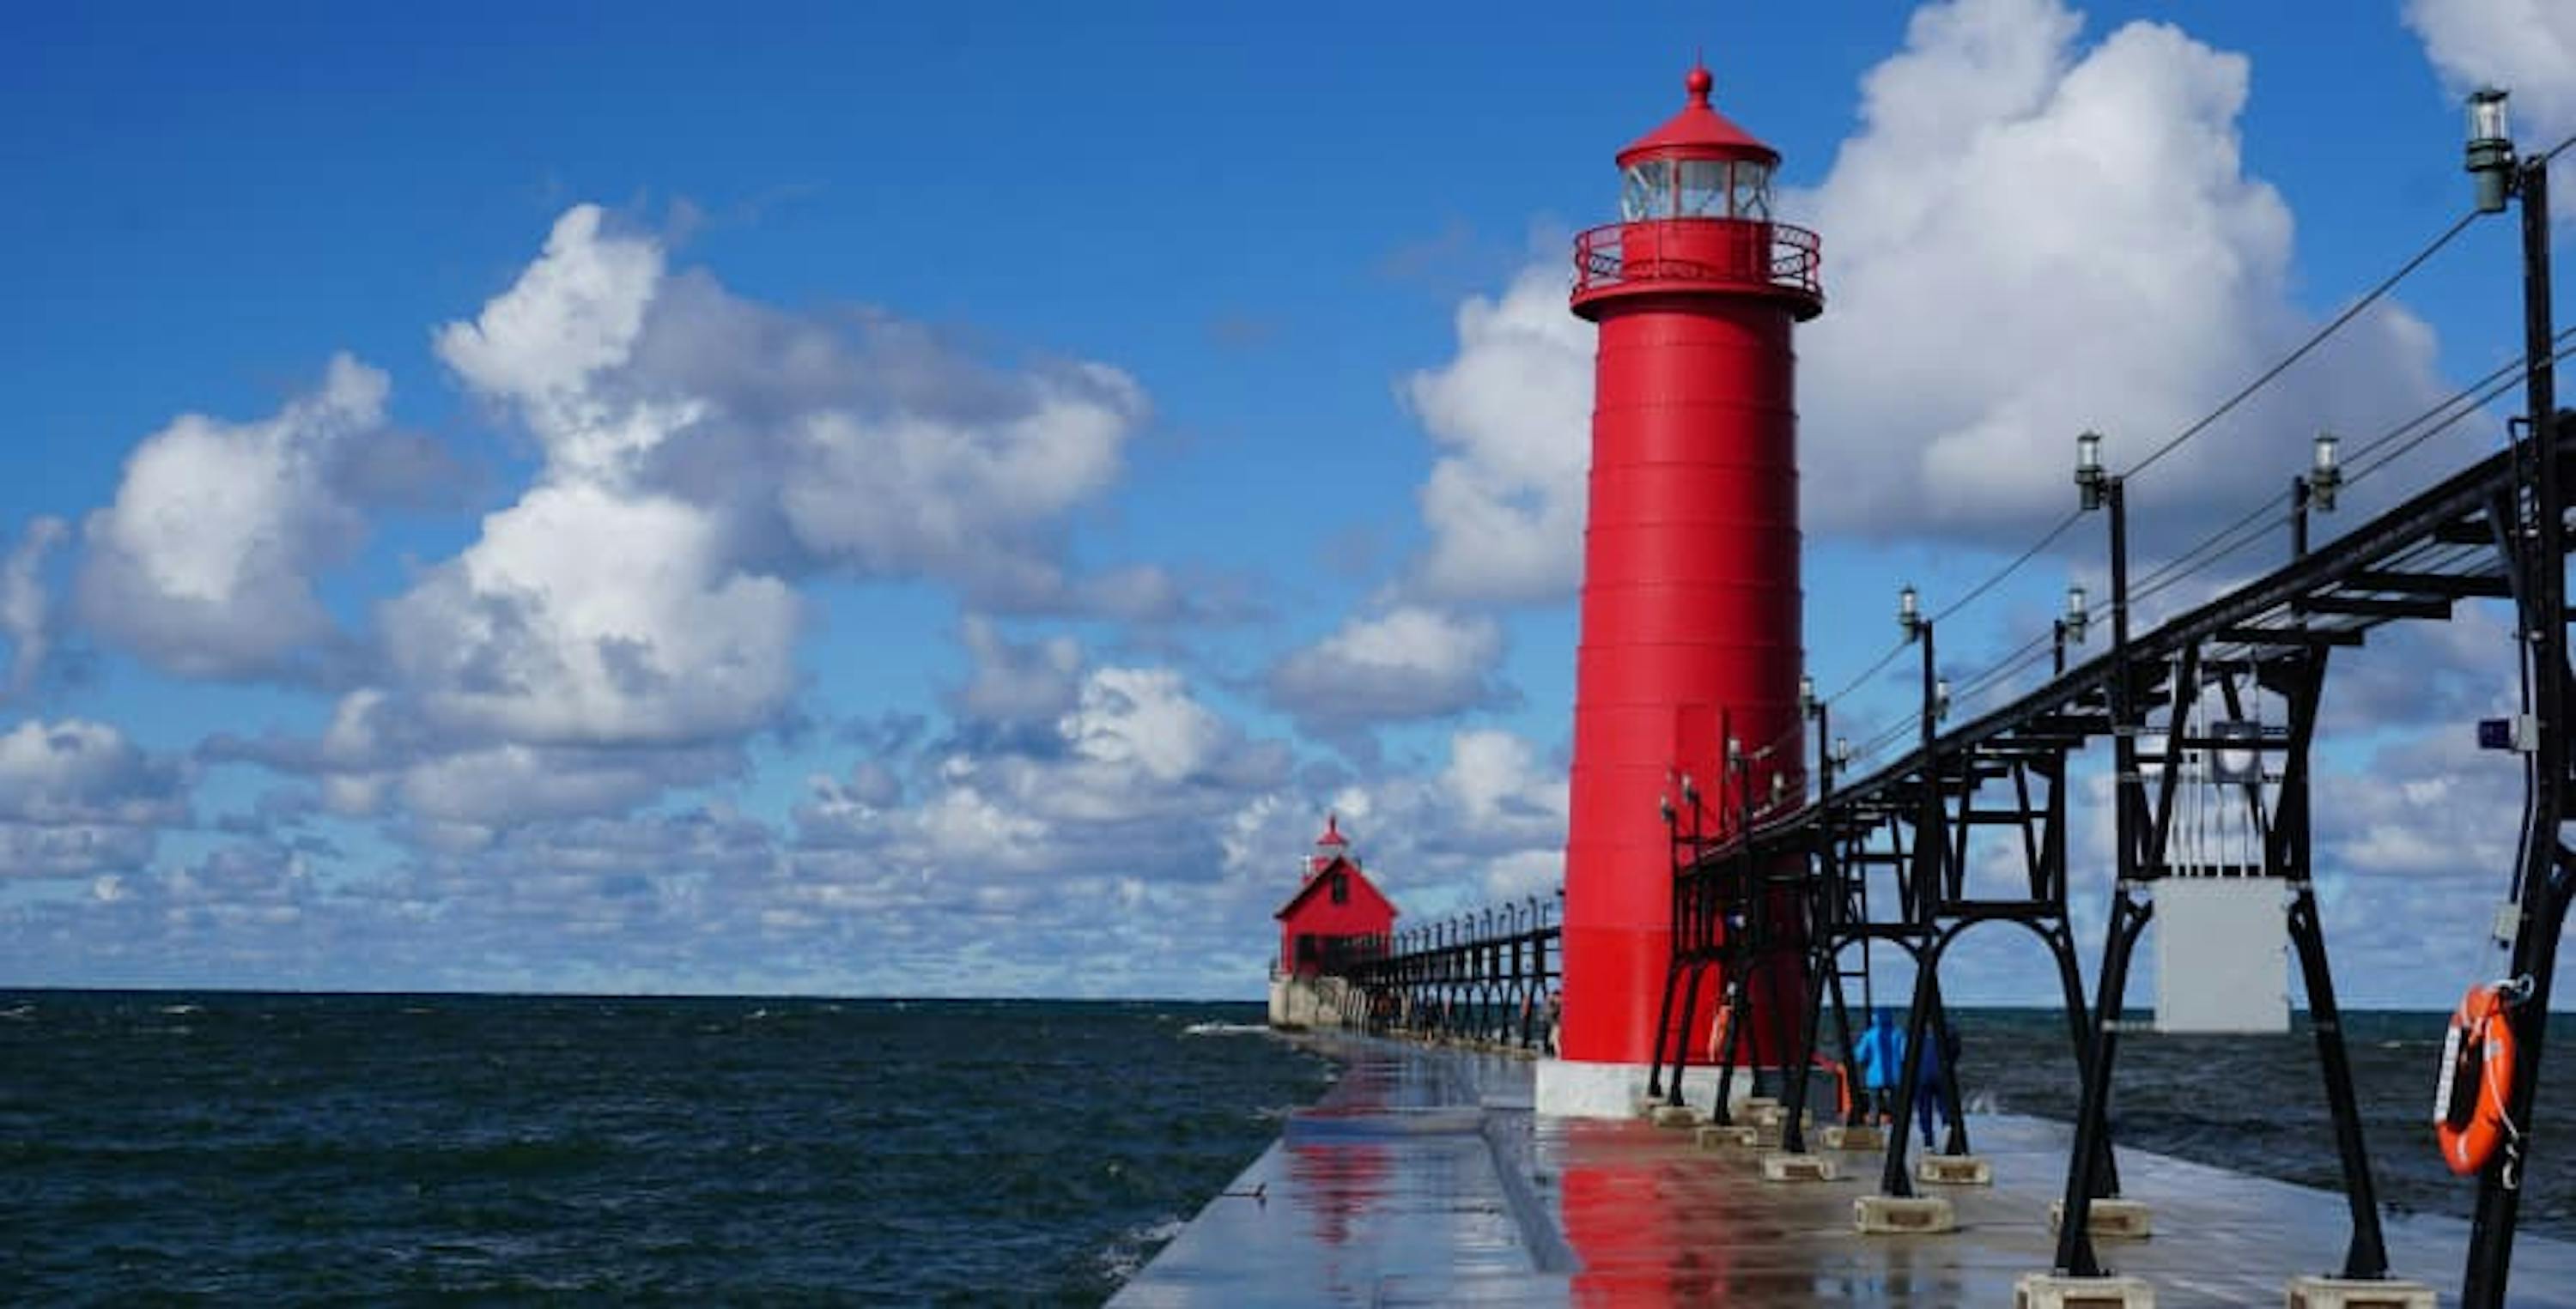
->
[1948,1006,2576,1239]
[0,992,1329,1305]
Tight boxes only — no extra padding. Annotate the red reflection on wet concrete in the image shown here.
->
[1557,1118,1747,1305]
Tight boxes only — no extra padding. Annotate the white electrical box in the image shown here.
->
[2153,876,2289,1033]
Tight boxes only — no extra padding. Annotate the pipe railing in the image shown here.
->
[1327,895,1562,1051]
[1571,219,1822,300]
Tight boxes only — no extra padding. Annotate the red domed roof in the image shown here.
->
[1616,64,1779,169]
[1315,813,1349,847]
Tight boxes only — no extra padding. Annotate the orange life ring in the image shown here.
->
[2436,983,2518,1176]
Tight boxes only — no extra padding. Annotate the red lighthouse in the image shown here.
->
[1541,65,1822,1113]
[1274,815,1397,975]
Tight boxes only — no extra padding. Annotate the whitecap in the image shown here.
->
[1097,1215,1188,1285]
[157,1003,204,1015]
[1181,1021,1271,1037]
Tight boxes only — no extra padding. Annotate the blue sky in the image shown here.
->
[0,0,2568,1003]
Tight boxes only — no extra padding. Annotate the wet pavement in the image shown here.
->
[1113,1032,2576,1306]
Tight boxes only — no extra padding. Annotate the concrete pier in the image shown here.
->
[1115,1033,2576,1306]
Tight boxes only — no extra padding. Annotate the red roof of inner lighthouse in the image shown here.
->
[1315,813,1348,847]
[1273,858,1396,921]
[1617,64,1779,168]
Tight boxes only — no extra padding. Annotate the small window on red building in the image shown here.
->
[1331,871,1349,905]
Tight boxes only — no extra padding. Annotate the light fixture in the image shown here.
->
[2064,584,2089,643]
[1933,676,1952,722]
[1799,673,1817,717]
[1898,584,1923,639]
[1833,736,1853,766]
[2308,432,2342,512]
[1680,773,1699,807]
[2075,430,2107,510]
[2467,88,2513,215]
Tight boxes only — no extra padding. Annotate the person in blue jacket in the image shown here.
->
[1852,1009,1905,1123]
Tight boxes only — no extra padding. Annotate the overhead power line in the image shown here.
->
[2122,209,2481,483]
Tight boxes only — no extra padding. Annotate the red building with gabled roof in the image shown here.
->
[1275,814,1399,974]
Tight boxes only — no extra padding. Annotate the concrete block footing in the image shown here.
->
[1696,1124,1759,1149]
[1854,1195,1955,1234]
[2047,1198,2154,1239]
[1820,1124,1886,1151]
[2283,1275,2437,1308]
[1749,1105,1812,1131]
[1741,1096,1781,1115]
[1646,1104,1705,1128]
[2014,1271,2156,1308]
[1760,1153,1839,1182]
[1917,1154,1995,1186]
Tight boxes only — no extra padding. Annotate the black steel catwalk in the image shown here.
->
[1319,899,1561,1052]
[1656,395,2576,1298]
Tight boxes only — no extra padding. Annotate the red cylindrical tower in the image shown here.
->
[1548,65,1821,1103]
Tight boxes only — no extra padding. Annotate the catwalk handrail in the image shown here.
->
[1706,422,2563,859]
[1327,896,1563,1050]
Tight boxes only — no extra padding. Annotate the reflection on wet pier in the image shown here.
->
[1114,1034,2576,1306]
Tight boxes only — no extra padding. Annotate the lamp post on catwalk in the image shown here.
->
[1540,64,1826,1116]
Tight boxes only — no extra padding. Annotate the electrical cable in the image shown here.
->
[2123,209,2481,483]
[2124,329,2576,610]
[1929,510,2087,625]
[1822,639,1911,707]
[2347,331,2576,488]
[2129,491,2296,607]
[2347,342,2553,467]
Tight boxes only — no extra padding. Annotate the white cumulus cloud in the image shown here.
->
[236,204,1170,837]
[77,355,389,679]
[383,482,799,747]
[1401,264,1597,603]
[2408,0,2576,203]
[1793,0,2451,542]
[949,615,1084,725]
[0,718,187,880]
[434,204,666,452]
[1266,605,1512,728]
[2,517,66,698]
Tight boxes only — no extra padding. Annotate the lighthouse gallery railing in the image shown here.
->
[1573,219,1822,300]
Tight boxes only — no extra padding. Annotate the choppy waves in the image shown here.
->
[1953,1008,2574,1237]
[0,992,1334,1303]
